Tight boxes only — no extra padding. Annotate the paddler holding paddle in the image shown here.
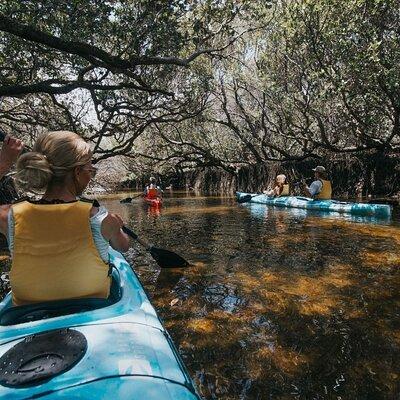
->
[144,176,162,199]
[0,131,130,306]
[301,166,332,200]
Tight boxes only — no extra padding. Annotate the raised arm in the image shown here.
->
[302,182,313,197]
[302,180,321,198]
[0,134,24,179]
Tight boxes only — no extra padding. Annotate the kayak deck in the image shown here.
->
[0,249,200,399]
[236,192,392,217]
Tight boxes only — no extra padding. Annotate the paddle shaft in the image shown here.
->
[122,227,189,268]
[122,226,152,250]
[120,193,143,203]
[237,193,263,203]
[126,193,143,200]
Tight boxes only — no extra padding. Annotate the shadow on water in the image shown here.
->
[1,192,399,399]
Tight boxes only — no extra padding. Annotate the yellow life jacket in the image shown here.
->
[10,200,110,306]
[279,184,290,197]
[315,179,332,200]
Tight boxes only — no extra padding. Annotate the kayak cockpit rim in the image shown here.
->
[0,265,123,326]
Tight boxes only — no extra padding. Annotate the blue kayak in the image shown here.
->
[0,249,201,399]
[236,192,392,217]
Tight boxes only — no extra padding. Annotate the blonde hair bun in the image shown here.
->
[15,130,92,193]
[16,152,53,192]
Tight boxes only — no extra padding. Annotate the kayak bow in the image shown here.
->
[0,249,200,399]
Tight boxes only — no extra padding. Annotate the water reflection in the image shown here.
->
[1,193,399,399]
[155,267,185,294]
[122,194,399,400]
[147,206,161,218]
[244,202,393,225]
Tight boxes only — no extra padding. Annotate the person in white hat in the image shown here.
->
[144,176,162,198]
[263,174,290,197]
[302,166,332,199]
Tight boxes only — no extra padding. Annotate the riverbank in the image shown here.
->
[120,154,400,198]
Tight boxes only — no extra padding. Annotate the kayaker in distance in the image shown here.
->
[263,174,290,197]
[0,131,130,306]
[301,166,332,199]
[144,176,162,199]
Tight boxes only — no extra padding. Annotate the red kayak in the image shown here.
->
[144,196,163,207]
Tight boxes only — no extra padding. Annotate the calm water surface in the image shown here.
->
[104,192,400,400]
[2,192,400,399]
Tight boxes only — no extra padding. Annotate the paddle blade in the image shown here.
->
[237,194,253,204]
[149,246,189,268]
[120,194,143,203]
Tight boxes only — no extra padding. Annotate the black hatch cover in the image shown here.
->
[0,328,87,387]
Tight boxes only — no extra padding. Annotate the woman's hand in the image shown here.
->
[101,212,130,252]
[0,134,24,177]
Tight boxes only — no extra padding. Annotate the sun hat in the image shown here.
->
[276,174,287,184]
[312,166,326,173]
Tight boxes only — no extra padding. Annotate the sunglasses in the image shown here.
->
[82,166,98,178]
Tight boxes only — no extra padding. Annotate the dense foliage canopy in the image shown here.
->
[0,0,399,188]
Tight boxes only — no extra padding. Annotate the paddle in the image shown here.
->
[237,193,263,204]
[120,193,142,203]
[122,226,189,268]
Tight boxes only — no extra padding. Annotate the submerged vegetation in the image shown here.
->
[110,196,400,399]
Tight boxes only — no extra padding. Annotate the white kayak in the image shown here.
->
[236,192,392,218]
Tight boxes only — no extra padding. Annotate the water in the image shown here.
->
[1,192,399,399]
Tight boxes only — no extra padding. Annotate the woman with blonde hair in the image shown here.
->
[264,174,290,197]
[0,131,129,306]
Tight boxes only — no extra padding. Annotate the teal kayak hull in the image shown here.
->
[236,192,392,217]
[0,249,200,399]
